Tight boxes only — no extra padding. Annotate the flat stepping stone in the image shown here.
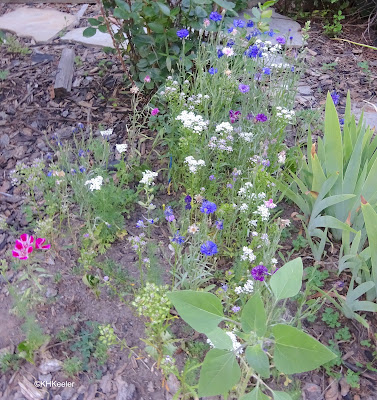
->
[61,26,116,48]
[0,7,77,43]
[352,103,377,130]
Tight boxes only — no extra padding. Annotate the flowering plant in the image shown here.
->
[12,234,50,260]
[168,258,336,398]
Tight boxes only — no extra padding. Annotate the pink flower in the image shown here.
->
[35,238,51,250]
[203,18,210,27]
[144,75,151,83]
[12,234,34,260]
[264,199,277,209]
[151,108,159,116]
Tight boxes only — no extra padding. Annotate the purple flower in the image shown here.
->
[291,66,295,72]
[245,44,260,58]
[47,171,53,177]
[217,49,224,58]
[267,29,275,37]
[209,11,222,22]
[232,306,241,313]
[209,67,218,75]
[77,123,84,129]
[209,175,215,181]
[252,28,261,37]
[171,230,184,245]
[79,166,86,173]
[331,90,340,105]
[254,73,262,81]
[164,206,175,222]
[200,201,217,214]
[221,284,228,292]
[147,218,158,224]
[233,19,245,28]
[215,220,224,230]
[103,275,109,281]
[251,265,269,281]
[185,195,192,204]
[228,27,234,33]
[229,109,241,123]
[276,36,286,45]
[238,84,250,93]
[261,159,270,167]
[246,20,254,28]
[255,113,268,122]
[200,240,218,256]
[78,149,85,157]
[136,220,145,228]
[263,67,271,75]
[83,233,90,238]
[177,29,189,39]
[334,280,345,290]
[227,183,233,188]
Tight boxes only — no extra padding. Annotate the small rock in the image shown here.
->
[61,386,76,400]
[53,396,62,400]
[0,134,10,148]
[147,382,154,393]
[297,85,312,96]
[0,344,15,356]
[116,376,136,400]
[84,383,97,400]
[165,374,180,400]
[99,373,113,394]
[45,287,58,298]
[303,383,323,400]
[62,110,69,118]
[38,373,52,385]
[38,359,62,374]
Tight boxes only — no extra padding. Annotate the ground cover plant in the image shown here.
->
[1,1,377,399]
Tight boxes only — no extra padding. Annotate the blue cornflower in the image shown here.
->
[291,66,295,72]
[331,90,340,105]
[276,36,286,45]
[209,67,218,75]
[226,40,235,47]
[171,230,184,245]
[238,84,250,93]
[147,218,159,225]
[246,20,254,28]
[245,44,260,58]
[77,123,84,129]
[245,34,251,41]
[209,11,222,22]
[164,206,175,222]
[267,29,275,37]
[263,67,271,75]
[47,171,53,177]
[252,28,261,37]
[200,201,217,214]
[289,36,293,41]
[200,241,218,256]
[215,220,224,230]
[233,19,245,28]
[177,29,189,39]
[71,169,77,175]
[78,149,85,157]
[339,118,344,125]
[217,49,224,58]
[79,166,86,173]
[227,27,234,33]
[136,220,145,228]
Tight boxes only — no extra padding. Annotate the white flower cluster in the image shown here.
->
[235,280,254,295]
[186,93,210,105]
[184,156,205,174]
[240,246,256,262]
[176,111,209,134]
[255,39,282,54]
[238,131,254,143]
[160,76,179,96]
[278,150,286,164]
[238,182,254,197]
[215,122,233,135]
[254,204,270,221]
[116,144,128,153]
[140,170,158,186]
[85,176,103,191]
[207,331,243,356]
[208,135,233,152]
[275,107,295,123]
[100,129,113,137]
[271,62,292,69]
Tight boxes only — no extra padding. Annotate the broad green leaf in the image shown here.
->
[148,22,165,33]
[241,388,269,400]
[206,328,233,350]
[241,294,267,336]
[273,391,293,400]
[273,324,336,374]
[83,27,96,38]
[311,215,356,232]
[88,18,101,26]
[270,258,303,300]
[198,349,241,397]
[346,281,375,304]
[352,300,377,312]
[214,0,235,9]
[98,25,108,33]
[245,344,270,378]
[157,2,171,15]
[167,291,224,333]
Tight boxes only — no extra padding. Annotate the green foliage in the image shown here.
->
[334,327,351,341]
[322,307,340,328]
[168,258,336,398]
[0,69,9,80]
[323,10,345,36]
[0,353,21,373]
[63,357,83,377]
[346,369,360,388]
[2,34,31,55]
[292,235,308,251]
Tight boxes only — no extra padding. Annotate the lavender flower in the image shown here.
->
[209,11,222,22]
[246,20,254,28]
[276,36,286,45]
[267,29,275,37]
[200,200,217,214]
[255,113,268,122]
[136,220,145,228]
[232,306,241,313]
[221,284,228,292]
[209,67,218,75]
[209,175,215,181]
[217,49,224,58]
[177,29,189,39]
[200,241,218,256]
[215,220,224,230]
[251,265,269,281]
[164,206,175,222]
[233,19,245,28]
[331,90,340,105]
[263,67,271,75]
[171,230,184,245]
[79,166,86,173]
[238,84,250,93]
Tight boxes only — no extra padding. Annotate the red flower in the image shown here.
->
[35,238,51,250]
[12,234,34,260]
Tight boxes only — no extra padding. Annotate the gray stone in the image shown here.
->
[38,359,62,374]
[297,85,312,96]
[302,383,323,400]
[0,134,10,149]
[61,27,116,48]
[61,386,76,400]
[0,8,76,43]
[38,373,52,385]
[116,376,136,400]
[352,102,377,130]
[99,373,113,394]
[45,287,58,298]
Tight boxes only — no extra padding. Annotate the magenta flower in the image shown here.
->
[251,265,269,281]
[229,109,241,123]
[35,238,51,250]
[144,75,151,83]
[12,234,34,260]
[255,113,268,122]
[151,108,159,116]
